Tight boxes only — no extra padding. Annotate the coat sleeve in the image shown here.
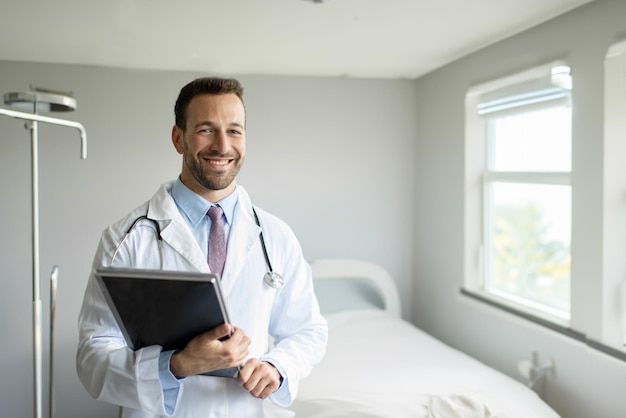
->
[259,217,329,407]
[76,223,174,415]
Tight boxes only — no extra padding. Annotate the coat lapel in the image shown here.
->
[147,182,209,273]
[220,187,262,293]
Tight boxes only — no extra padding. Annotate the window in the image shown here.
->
[465,62,572,326]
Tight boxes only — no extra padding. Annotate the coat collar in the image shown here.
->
[145,182,262,286]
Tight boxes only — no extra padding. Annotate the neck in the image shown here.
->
[179,174,237,203]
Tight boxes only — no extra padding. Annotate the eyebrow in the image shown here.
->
[194,120,245,130]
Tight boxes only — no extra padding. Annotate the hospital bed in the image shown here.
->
[266,258,560,418]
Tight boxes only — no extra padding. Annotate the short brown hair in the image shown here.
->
[174,77,244,131]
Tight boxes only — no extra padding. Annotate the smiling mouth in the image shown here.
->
[203,157,233,168]
[207,158,230,165]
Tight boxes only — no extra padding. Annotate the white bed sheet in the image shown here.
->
[266,310,560,418]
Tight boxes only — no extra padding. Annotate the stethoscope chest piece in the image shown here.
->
[264,271,284,289]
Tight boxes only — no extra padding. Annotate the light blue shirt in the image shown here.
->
[159,177,239,414]
[170,177,238,258]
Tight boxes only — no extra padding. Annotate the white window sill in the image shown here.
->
[460,288,626,363]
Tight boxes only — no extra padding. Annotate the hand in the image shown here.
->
[170,324,250,378]
[238,359,282,399]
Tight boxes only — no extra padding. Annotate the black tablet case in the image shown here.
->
[95,268,239,378]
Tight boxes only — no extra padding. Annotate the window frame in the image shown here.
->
[602,39,626,349]
[464,61,573,327]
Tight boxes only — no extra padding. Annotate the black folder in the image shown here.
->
[95,267,239,378]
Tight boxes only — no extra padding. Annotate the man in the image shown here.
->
[76,77,328,417]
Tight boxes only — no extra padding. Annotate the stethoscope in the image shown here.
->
[110,206,284,288]
[251,206,284,288]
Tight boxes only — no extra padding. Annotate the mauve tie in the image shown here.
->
[207,206,226,278]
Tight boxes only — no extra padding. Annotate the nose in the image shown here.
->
[211,130,229,153]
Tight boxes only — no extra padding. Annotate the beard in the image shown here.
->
[183,147,244,191]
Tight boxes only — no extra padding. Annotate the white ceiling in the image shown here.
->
[0,0,593,80]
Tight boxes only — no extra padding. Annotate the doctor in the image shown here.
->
[76,77,328,417]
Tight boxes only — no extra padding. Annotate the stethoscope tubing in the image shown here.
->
[110,206,283,287]
[251,206,274,273]
[126,215,162,239]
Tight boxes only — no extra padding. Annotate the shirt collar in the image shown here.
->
[171,177,238,227]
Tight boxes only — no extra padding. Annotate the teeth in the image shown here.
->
[209,159,229,166]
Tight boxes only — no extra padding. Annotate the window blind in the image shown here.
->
[477,66,571,117]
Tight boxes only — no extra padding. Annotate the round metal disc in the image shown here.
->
[264,271,284,288]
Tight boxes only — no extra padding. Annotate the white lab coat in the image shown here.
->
[76,182,328,418]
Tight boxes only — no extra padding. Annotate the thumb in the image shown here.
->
[207,323,233,341]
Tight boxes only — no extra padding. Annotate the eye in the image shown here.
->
[198,127,214,135]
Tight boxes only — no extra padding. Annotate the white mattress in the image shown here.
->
[267,310,560,418]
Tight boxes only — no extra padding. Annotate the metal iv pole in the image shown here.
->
[0,87,87,418]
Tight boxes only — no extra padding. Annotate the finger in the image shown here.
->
[218,331,250,368]
[240,361,280,398]
[244,372,263,397]
[207,323,232,341]
[237,359,256,384]
[250,374,279,399]
[224,329,250,354]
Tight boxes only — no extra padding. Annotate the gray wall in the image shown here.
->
[413,1,626,417]
[0,66,416,416]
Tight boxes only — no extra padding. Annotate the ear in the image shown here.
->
[172,125,184,154]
